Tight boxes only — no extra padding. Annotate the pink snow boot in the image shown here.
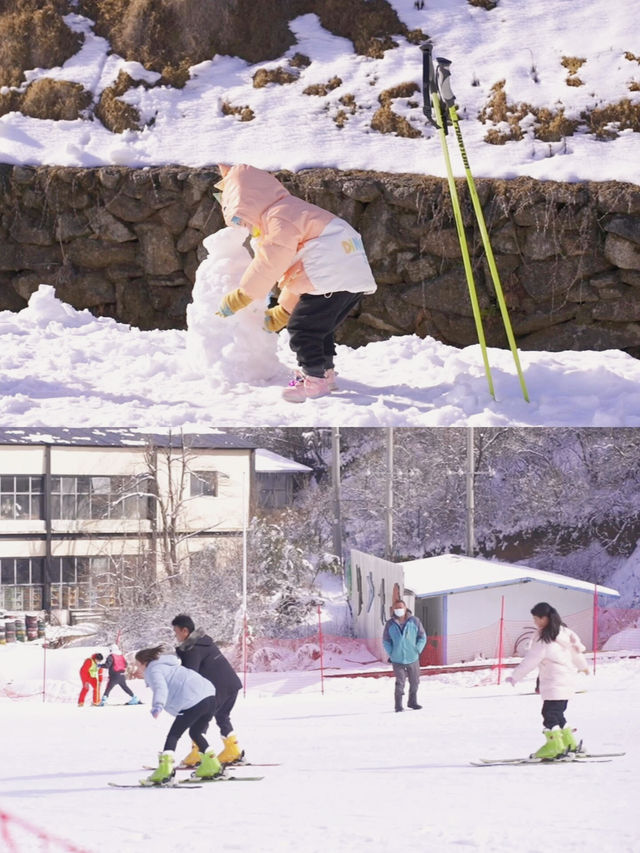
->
[325,368,338,391]
[282,372,332,403]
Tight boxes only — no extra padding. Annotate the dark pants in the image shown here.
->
[163,696,216,753]
[287,291,363,377]
[214,690,239,738]
[392,660,420,710]
[103,672,133,698]
[541,699,568,729]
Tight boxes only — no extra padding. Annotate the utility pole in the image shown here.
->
[331,427,342,562]
[385,427,394,559]
[465,427,475,557]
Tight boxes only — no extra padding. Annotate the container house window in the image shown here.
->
[191,471,218,497]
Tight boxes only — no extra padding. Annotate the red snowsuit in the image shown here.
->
[78,655,103,706]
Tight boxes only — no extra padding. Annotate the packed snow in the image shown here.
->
[1,0,640,426]
[3,278,640,427]
[0,642,638,853]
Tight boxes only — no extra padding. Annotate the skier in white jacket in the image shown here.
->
[506,602,589,759]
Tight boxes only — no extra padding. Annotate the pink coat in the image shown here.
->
[510,625,588,700]
[218,165,376,313]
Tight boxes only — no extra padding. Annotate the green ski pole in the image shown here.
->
[433,55,530,402]
[421,42,495,399]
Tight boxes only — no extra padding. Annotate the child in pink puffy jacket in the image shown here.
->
[506,602,589,759]
[214,164,377,402]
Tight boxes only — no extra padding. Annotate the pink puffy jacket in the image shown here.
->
[510,625,588,701]
[217,164,376,313]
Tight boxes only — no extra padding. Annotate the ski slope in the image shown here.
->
[0,646,637,853]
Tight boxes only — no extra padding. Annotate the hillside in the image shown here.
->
[0,0,638,183]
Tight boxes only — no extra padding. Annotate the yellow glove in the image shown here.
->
[217,288,252,317]
[264,304,290,332]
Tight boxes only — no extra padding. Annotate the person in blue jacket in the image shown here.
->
[382,600,427,712]
[134,645,223,785]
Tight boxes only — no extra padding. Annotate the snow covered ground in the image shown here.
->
[0,644,637,853]
[3,280,640,428]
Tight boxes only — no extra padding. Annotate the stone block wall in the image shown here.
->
[1,164,639,355]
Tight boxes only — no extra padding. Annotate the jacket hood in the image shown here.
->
[220,164,290,229]
[154,654,181,668]
[176,627,212,653]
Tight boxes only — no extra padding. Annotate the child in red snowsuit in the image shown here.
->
[78,653,104,706]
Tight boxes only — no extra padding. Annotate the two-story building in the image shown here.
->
[0,428,310,624]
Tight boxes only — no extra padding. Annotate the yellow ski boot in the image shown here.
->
[217,734,243,765]
[181,740,202,768]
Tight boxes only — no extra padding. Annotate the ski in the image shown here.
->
[108,781,201,789]
[477,751,624,764]
[471,756,613,767]
[143,762,278,771]
[179,774,263,784]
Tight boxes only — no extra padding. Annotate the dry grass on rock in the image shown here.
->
[253,67,300,88]
[21,79,92,121]
[479,80,579,143]
[303,77,342,96]
[371,82,422,138]
[221,101,255,122]
[0,3,83,88]
[95,71,143,133]
[581,99,640,139]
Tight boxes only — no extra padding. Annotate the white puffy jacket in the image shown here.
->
[510,626,588,700]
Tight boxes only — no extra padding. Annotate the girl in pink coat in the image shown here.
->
[215,164,377,402]
[506,602,589,759]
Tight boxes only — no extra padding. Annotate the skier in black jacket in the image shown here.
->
[171,613,244,767]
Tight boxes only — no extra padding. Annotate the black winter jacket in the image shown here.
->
[175,628,242,698]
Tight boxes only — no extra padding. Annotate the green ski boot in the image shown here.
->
[145,750,175,785]
[195,748,223,779]
[532,728,565,760]
[561,726,579,753]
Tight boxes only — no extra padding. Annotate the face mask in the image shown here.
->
[394,608,405,618]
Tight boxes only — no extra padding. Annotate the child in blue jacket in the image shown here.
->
[134,645,222,785]
[383,600,427,712]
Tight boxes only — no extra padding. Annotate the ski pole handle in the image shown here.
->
[435,57,456,108]
[420,41,436,125]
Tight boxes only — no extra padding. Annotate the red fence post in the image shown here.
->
[42,641,47,703]
[496,595,505,684]
[318,605,325,695]
[592,584,598,675]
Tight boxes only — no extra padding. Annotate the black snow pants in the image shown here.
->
[287,291,363,377]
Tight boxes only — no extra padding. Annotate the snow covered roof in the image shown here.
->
[402,554,619,599]
[254,448,312,474]
[0,428,257,450]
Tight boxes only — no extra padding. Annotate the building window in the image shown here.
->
[191,471,218,497]
[50,476,153,520]
[257,473,293,508]
[0,476,43,520]
[0,557,44,610]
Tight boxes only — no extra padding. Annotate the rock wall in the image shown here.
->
[1,164,640,354]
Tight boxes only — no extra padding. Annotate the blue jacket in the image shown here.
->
[144,654,215,716]
[383,614,427,664]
